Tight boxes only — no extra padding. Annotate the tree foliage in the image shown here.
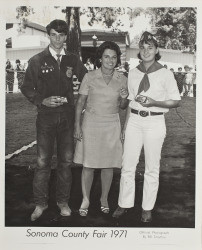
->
[15,6,197,53]
[81,7,125,30]
[62,7,127,54]
[80,7,146,31]
[16,6,34,32]
[148,7,196,52]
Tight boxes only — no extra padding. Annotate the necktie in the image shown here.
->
[56,54,61,68]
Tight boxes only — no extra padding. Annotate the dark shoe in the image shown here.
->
[141,209,152,223]
[57,202,71,216]
[31,205,48,221]
[112,206,128,218]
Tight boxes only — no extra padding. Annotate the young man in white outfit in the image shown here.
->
[113,31,181,222]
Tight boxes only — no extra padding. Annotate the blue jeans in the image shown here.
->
[33,111,74,206]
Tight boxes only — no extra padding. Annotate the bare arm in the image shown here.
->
[119,87,129,109]
[141,97,181,109]
[74,94,88,141]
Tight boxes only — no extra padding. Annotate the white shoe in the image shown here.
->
[31,205,48,221]
[57,202,71,216]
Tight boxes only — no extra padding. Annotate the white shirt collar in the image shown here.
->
[49,46,66,60]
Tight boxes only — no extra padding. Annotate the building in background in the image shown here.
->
[6,22,129,67]
[6,20,49,64]
[81,29,129,67]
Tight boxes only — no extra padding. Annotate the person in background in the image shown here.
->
[174,67,185,95]
[6,59,14,93]
[192,66,196,97]
[112,31,181,222]
[23,61,28,71]
[84,58,94,71]
[183,65,194,97]
[15,59,24,89]
[21,19,87,222]
[74,41,128,216]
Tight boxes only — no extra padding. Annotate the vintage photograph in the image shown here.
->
[1,0,201,249]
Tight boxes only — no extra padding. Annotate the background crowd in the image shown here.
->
[168,65,196,97]
[6,57,196,98]
[5,59,27,93]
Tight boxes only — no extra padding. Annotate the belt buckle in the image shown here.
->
[139,111,148,117]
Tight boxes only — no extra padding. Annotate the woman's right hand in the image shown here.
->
[120,128,126,143]
[74,125,83,141]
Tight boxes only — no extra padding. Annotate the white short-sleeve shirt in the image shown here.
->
[128,66,181,113]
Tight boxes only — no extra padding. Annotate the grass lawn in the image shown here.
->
[5,93,195,169]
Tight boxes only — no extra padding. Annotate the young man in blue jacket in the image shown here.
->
[21,19,87,221]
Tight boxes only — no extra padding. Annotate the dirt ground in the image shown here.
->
[5,94,195,228]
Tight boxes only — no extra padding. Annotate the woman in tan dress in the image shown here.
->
[74,41,128,216]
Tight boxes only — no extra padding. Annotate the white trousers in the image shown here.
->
[118,113,166,210]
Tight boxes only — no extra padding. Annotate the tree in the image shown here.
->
[148,7,196,52]
[62,7,81,56]
[82,7,125,30]
[16,6,34,33]
[15,6,196,53]
[62,7,129,55]
[16,6,127,55]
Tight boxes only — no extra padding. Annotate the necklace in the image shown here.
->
[101,70,114,77]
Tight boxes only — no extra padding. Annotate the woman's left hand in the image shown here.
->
[140,96,156,107]
[120,88,128,99]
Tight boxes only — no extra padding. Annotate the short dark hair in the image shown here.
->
[16,59,20,64]
[137,40,161,61]
[46,19,68,35]
[95,41,121,68]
